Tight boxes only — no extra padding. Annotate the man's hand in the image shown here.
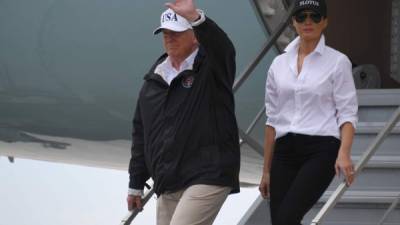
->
[165,0,200,22]
[127,195,143,211]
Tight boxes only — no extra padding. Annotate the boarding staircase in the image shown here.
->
[121,0,400,224]
[239,90,400,225]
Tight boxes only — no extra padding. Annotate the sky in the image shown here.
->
[0,158,260,225]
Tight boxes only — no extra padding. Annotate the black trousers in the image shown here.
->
[270,133,340,225]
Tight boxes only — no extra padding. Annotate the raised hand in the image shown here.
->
[165,0,199,22]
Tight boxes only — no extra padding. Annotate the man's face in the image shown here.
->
[162,29,198,59]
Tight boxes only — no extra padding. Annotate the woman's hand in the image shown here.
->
[335,152,355,186]
[259,172,271,199]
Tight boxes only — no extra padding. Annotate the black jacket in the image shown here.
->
[129,18,240,195]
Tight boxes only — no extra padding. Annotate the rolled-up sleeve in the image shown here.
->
[333,56,358,129]
[265,64,279,127]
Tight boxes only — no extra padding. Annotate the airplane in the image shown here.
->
[1,0,400,224]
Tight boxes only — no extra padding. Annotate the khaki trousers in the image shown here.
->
[156,184,231,225]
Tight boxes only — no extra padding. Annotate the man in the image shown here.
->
[126,0,240,224]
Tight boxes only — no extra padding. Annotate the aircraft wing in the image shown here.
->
[0,132,263,186]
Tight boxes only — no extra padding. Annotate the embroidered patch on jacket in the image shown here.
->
[182,76,194,88]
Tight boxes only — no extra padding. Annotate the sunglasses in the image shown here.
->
[294,11,323,23]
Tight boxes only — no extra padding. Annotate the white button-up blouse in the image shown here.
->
[265,35,358,139]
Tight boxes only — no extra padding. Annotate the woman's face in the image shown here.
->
[292,10,328,42]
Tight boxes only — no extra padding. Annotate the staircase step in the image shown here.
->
[320,191,400,204]
[357,89,400,122]
[327,167,400,192]
[305,205,400,225]
[358,89,400,106]
[353,122,400,156]
[352,155,400,168]
[356,122,400,133]
[305,191,400,225]
[352,134,400,156]
[240,192,400,225]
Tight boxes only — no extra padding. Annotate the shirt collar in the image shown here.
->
[314,35,326,55]
[154,48,199,84]
[285,35,326,75]
[284,36,300,53]
[284,34,326,56]
[164,47,199,72]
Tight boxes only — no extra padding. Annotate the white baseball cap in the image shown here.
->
[153,8,192,35]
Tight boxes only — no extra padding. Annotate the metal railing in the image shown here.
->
[234,0,294,93]
[238,105,266,155]
[234,0,295,155]
[377,192,400,225]
[310,106,400,225]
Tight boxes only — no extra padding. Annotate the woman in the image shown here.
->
[258,0,358,224]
